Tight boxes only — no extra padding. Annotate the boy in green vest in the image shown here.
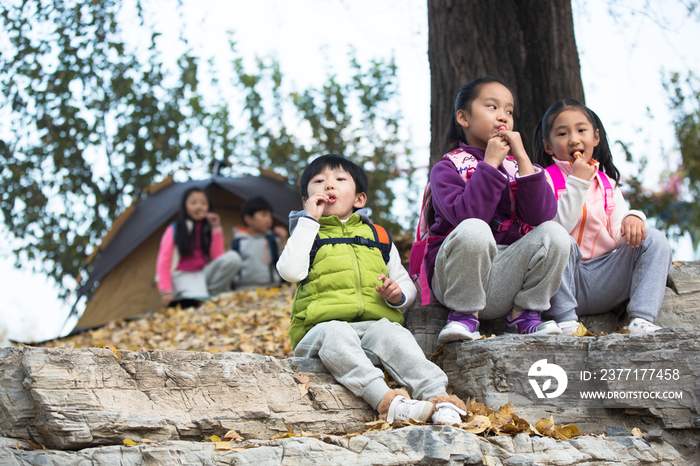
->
[277,154,467,426]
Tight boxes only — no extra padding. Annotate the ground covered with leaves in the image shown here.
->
[39,286,295,357]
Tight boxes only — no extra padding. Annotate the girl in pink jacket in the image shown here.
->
[533,100,672,335]
[156,187,240,306]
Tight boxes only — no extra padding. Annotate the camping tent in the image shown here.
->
[70,173,301,332]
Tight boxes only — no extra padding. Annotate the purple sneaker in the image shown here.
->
[438,311,481,343]
[505,310,561,336]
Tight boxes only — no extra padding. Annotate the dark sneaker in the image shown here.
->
[505,310,562,336]
[438,311,481,343]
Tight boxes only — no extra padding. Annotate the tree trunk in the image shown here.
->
[428,0,584,165]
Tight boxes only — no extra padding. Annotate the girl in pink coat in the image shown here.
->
[533,100,672,335]
[156,187,240,306]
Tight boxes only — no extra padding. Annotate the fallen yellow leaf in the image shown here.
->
[298,382,309,398]
[123,439,138,447]
[462,415,491,434]
[222,429,244,442]
[215,442,232,450]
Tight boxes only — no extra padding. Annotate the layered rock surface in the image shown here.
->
[1,343,698,465]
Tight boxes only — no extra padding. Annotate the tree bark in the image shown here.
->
[428,0,585,165]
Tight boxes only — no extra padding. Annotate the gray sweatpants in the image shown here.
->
[545,228,672,323]
[294,318,449,410]
[171,250,241,299]
[432,219,572,319]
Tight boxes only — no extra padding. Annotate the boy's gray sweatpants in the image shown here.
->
[294,318,448,410]
[545,228,672,323]
[432,219,572,319]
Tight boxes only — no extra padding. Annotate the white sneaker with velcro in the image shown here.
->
[431,402,467,426]
[624,318,661,335]
[386,396,434,424]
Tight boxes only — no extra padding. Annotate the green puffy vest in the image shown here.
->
[289,214,404,348]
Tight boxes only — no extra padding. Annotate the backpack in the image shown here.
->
[408,149,530,306]
[302,222,392,285]
[544,165,615,216]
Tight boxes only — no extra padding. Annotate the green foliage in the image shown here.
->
[625,72,700,250]
[0,0,196,293]
[228,46,409,230]
[0,1,413,295]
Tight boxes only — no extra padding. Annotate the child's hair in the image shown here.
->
[241,196,272,224]
[176,187,213,257]
[300,153,368,199]
[533,99,620,184]
[440,76,514,155]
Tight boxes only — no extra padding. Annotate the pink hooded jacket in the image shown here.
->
[545,158,646,261]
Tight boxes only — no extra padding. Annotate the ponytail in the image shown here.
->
[531,119,552,168]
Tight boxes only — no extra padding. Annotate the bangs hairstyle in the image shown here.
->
[176,187,213,257]
[300,153,368,198]
[440,75,514,155]
[532,99,620,185]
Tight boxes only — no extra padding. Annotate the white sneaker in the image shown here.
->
[386,396,434,424]
[624,318,661,335]
[431,402,467,427]
[558,320,581,336]
[438,321,481,343]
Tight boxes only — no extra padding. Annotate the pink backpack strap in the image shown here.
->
[443,149,478,182]
[545,165,567,200]
[597,172,615,216]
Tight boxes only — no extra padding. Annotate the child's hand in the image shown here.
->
[375,274,403,305]
[205,212,221,228]
[483,134,510,169]
[161,292,173,307]
[498,130,534,175]
[304,193,329,221]
[570,157,598,181]
[621,215,646,248]
[273,225,289,245]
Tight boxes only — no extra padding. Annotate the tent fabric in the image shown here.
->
[72,175,301,331]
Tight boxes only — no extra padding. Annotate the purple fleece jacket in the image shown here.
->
[426,143,558,286]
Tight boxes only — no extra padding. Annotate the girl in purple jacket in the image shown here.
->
[430,77,571,343]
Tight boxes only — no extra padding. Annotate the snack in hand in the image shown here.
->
[573,151,582,159]
[498,125,507,132]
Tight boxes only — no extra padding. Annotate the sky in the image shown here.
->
[1,0,699,345]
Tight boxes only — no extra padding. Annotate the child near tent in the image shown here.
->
[533,99,672,335]
[156,187,240,306]
[428,76,571,344]
[277,154,468,426]
[230,196,288,289]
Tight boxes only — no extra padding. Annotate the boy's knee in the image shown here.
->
[365,318,406,340]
